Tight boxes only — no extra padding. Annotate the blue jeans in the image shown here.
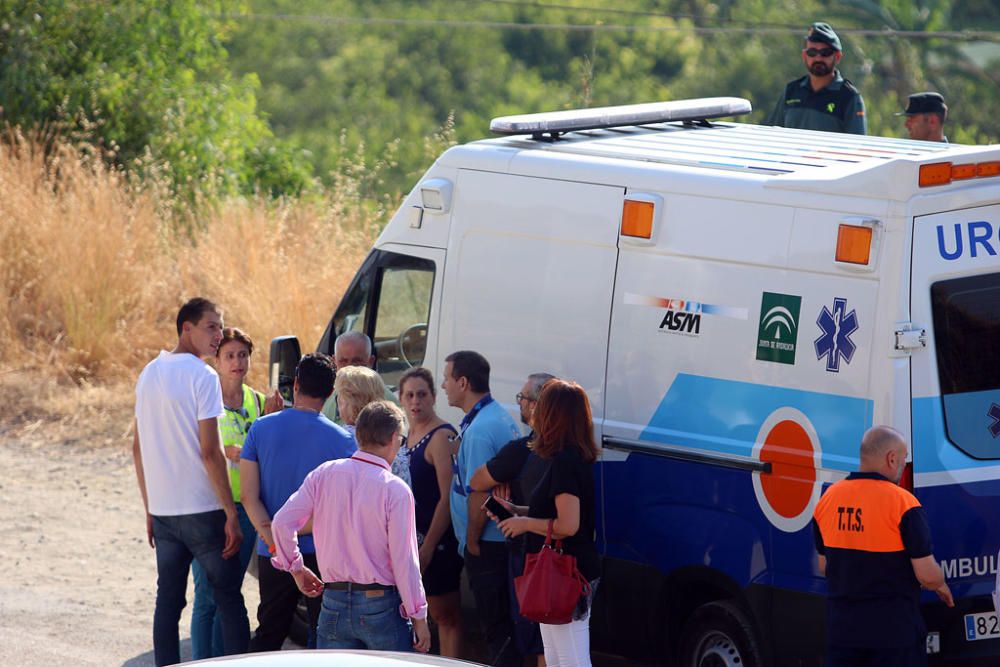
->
[152,510,250,666]
[190,504,255,660]
[316,587,412,651]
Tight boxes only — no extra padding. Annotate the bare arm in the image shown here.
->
[912,555,954,607]
[817,554,826,577]
[496,493,580,541]
[263,389,284,415]
[419,432,457,570]
[466,491,490,556]
[200,417,241,558]
[239,459,272,552]
[132,420,154,548]
[470,462,499,492]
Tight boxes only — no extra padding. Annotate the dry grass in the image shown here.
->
[0,131,382,438]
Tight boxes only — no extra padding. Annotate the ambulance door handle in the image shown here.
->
[893,323,927,353]
[603,436,771,473]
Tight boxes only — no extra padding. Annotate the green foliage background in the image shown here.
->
[0,0,313,198]
[223,0,1000,195]
[0,1,997,199]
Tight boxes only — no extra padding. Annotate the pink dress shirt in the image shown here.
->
[271,450,428,620]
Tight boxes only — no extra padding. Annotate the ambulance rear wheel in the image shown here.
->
[678,600,762,667]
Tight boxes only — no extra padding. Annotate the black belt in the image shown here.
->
[324,581,396,592]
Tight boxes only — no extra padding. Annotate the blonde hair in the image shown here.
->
[334,365,386,424]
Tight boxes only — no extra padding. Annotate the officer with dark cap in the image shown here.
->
[899,92,948,143]
[767,22,867,135]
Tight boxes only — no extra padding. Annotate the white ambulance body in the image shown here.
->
[274,99,1000,665]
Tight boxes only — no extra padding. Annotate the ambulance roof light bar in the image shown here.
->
[489,97,752,140]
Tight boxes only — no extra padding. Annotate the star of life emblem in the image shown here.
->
[814,297,858,373]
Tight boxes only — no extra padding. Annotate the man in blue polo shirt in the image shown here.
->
[240,353,356,651]
[444,350,522,667]
[813,426,953,666]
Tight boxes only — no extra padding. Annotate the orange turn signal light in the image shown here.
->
[978,162,1000,177]
[836,224,873,265]
[621,200,654,239]
[919,161,1000,187]
[952,163,977,180]
[919,162,952,187]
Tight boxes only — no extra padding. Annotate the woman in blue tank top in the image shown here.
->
[398,367,464,658]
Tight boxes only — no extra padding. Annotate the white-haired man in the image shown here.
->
[321,331,398,424]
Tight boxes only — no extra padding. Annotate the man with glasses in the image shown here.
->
[767,22,867,135]
[240,353,356,651]
[471,372,556,667]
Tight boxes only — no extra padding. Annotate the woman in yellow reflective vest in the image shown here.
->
[192,327,282,659]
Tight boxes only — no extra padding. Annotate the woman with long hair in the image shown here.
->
[191,327,281,659]
[491,379,600,667]
[397,367,464,657]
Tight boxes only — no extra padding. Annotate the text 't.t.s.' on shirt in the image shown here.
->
[135,351,224,516]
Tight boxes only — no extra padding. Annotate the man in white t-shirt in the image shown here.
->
[133,297,250,665]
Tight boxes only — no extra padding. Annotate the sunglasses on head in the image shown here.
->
[805,47,836,58]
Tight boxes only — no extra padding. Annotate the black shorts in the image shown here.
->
[423,539,464,596]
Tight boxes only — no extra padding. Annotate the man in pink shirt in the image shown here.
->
[270,400,431,652]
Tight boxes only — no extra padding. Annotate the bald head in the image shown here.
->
[859,425,908,482]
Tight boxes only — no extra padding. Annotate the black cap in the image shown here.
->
[899,92,947,117]
[805,22,842,51]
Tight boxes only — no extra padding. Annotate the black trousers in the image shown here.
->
[250,552,322,652]
[465,541,521,667]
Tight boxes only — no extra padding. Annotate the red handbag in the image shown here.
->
[514,519,591,625]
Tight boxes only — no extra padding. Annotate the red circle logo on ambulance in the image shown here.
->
[751,408,823,533]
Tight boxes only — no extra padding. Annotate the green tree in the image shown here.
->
[223,0,1000,195]
[0,0,313,198]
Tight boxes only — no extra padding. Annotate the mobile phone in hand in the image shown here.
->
[482,495,514,522]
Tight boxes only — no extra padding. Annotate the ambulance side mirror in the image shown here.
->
[269,336,302,405]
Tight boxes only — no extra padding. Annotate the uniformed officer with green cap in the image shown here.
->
[767,22,867,135]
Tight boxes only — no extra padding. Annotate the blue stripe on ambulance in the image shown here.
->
[598,374,870,596]
[597,376,1000,605]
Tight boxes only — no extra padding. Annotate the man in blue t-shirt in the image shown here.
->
[240,353,355,651]
[444,350,522,667]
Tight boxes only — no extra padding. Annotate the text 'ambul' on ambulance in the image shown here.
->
[269,97,1000,666]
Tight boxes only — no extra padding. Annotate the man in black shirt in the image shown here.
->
[471,372,555,666]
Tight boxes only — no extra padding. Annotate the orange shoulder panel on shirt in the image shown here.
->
[813,478,921,553]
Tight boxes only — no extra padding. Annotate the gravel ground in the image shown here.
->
[0,436,264,666]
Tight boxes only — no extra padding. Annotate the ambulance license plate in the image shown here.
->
[964,612,1000,641]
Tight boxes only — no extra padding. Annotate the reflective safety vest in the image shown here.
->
[220,384,264,502]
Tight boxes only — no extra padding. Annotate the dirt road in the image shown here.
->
[0,436,262,666]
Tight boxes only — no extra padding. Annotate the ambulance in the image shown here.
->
[270,98,1000,666]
